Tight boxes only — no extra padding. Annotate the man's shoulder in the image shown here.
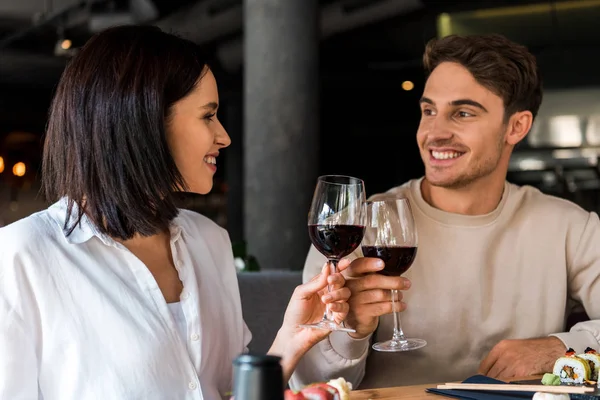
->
[368,180,417,202]
[510,183,591,220]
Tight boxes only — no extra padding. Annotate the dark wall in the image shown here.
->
[0,84,53,136]
[319,69,425,196]
[4,26,600,213]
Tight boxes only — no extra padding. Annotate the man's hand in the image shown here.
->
[479,337,566,380]
[343,257,412,339]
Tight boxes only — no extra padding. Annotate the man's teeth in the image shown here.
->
[432,151,462,160]
[204,156,216,165]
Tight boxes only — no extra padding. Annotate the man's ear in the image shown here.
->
[505,110,533,146]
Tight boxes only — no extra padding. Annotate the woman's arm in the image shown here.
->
[267,261,351,382]
[0,296,39,399]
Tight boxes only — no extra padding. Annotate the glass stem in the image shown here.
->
[322,259,338,322]
[391,289,407,344]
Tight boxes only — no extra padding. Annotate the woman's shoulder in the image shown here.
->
[0,209,60,255]
[175,209,237,280]
[175,209,231,249]
[176,209,226,234]
[0,209,63,293]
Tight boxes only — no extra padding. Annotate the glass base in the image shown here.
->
[372,338,427,352]
[299,320,356,333]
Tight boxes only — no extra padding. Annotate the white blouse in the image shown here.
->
[0,199,251,400]
[168,302,188,343]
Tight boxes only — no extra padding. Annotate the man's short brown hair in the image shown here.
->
[423,34,543,120]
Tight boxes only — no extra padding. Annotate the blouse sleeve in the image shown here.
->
[0,266,40,399]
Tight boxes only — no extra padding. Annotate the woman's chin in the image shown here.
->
[186,182,213,195]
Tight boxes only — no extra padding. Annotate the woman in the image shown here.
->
[0,25,350,399]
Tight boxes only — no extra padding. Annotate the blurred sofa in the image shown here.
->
[236,270,303,354]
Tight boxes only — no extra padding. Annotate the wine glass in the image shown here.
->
[300,175,366,332]
[361,198,426,352]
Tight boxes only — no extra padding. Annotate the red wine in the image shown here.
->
[308,224,365,260]
[361,246,417,276]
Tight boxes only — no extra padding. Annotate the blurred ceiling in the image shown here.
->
[0,0,578,87]
[1,0,600,137]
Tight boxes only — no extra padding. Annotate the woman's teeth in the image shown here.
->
[204,156,216,165]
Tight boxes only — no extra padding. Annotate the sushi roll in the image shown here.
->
[327,378,353,400]
[577,347,600,381]
[553,348,592,384]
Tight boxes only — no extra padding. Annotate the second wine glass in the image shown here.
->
[361,198,426,352]
[301,175,366,332]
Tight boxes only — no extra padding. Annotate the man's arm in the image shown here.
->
[290,245,371,389]
[551,211,600,351]
[480,212,600,379]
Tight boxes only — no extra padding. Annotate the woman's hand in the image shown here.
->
[268,260,352,382]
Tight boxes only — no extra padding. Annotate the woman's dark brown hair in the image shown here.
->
[42,25,210,240]
[423,34,543,121]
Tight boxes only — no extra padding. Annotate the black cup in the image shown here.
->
[232,354,284,400]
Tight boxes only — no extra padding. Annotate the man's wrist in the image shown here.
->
[349,331,372,340]
[329,331,372,360]
[549,331,596,354]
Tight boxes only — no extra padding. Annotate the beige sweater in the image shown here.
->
[290,178,600,389]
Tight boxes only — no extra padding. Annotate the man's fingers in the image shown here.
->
[349,288,398,305]
[344,257,384,277]
[487,361,509,379]
[479,348,500,376]
[354,301,407,318]
[348,274,411,293]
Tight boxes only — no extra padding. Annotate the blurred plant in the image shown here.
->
[232,241,260,272]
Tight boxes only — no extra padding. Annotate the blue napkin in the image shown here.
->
[426,375,533,400]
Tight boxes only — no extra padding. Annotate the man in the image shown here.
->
[290,34,600,389]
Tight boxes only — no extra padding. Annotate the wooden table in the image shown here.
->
[350,382,440,400]
[349,376,543,400]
